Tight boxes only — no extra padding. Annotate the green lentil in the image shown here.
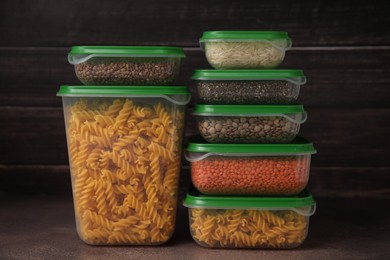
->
[198,116,299,143]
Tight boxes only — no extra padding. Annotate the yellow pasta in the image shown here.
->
[189,208,309,248]
[66,98,184,245]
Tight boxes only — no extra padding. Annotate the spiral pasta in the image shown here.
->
[189,208,309,248]
[65,98,184,245]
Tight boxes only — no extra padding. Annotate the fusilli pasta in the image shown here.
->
[189,208,309,248]
[65,98,185,245]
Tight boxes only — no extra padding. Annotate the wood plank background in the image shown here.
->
[0,0,389,198]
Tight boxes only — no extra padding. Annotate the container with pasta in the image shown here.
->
[200,31,291,69]
[192,69,306,105]
[68,46,185,85]
[185,136,316,196]
[194,104,307,144]
[57,85,191,245]
[184,186,316,249]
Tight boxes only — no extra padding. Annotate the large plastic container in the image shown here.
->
[184,186,316,249]
[57,85,191,245]
[200,31,291,69]
[192,70,306,105]
[68,46,185,85]
[193,104,307,143]
[185,136,316,196]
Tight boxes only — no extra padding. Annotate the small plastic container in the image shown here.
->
[183,186,316,248]
[57,85,191,245]
[68,46,185,85]
[192,70,306,105]
[200,31,291,69]
[193,104,307,143]
[185,136,316,196]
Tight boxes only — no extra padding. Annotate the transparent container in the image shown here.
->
[200,31,292,69]
[184,187,316,249]
[185,136,316,196]
[68,46,185,85]
[192,70,306,105]
[193,104,307,144]
[57,85,191,245]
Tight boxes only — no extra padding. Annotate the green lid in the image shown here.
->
[191,69,306,84]
[184,186,316,214]
[186,136,316,155]
[57,86,191,105]
[200,31,290,41]
[193,104,305,116]
[69,46,186,57]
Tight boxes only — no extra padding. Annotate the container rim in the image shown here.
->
[184,136,316,161]
[69,46,186,56]
[193,104,307,123]
[183,186,316,216]
[200,31,290,41]
[68,46,185,64]
[191,69,306,85]
[57,86,191,105]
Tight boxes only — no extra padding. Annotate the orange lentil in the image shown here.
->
[191,156,310,196]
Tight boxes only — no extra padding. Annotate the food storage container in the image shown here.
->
[192,70,306,105]
[57,85,191,245]
[184,186,316,248]
[200,31,291,69]
[185,136,316,196]
[193,104,307,143]
[68,46,185,85]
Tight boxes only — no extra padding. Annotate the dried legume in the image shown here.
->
[74,57,181,85]
[197,80,299,105]
[198,116,299,143]
[191,156,309,195]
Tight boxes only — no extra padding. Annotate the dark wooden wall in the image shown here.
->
[1,0,389,198]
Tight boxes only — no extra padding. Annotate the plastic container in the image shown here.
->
[57,85,191,245]
[68,46,185,85]
[193,104,306,143]
[185,136,316,195]
[183,186,316,248]
[200,31,291,69]
[192,70,306,105]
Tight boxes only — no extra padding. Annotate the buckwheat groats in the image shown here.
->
[192,70,306,105]
[68,46,185,85]
[193,104,307,144]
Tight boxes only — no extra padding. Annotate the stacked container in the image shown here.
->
[57,46,190,245]
[184,31,317,248]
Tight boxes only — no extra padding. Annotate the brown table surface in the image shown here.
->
[0,192,389,260]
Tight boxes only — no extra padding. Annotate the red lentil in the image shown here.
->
[191,155,310,195]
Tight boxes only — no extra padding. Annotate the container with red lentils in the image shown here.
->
[185,136,316,196]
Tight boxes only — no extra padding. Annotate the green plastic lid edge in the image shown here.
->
[193,104,305,115]
[185,136,316,155]
[183,186,316,215]
[57,86,191,105]
[200,31,290,41]
[191,69,306,84]
[69,46,186,57]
